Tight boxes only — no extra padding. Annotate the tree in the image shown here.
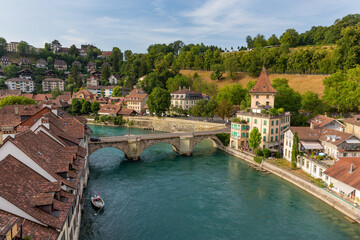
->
[216,84,247,106]
[210,64,224,80]
[291,132,299,168]
[81,100,91,114]
[246,35,254,49]
[67,65,82,88]
[101,64,111,82]
[51,87,62,99]
[17,41,31,56]
[280,29,299,47]
[141,72,164,94]
[323,66,360,112]
[69,44,79,56]
[215,99,232,122]
[166,75,192,93]
[253,34,267,48]
[0,96,36,108]
[51,40,61,52]
[147,87,171,117]
[3,65,18,78]
[111,86,123,97]
[112,47,122,72]
[71,98,82,114]
[272,78,302,112]
[249,127,262,150]
[267,34,280,46]
[301,91,324,113]
[0,37,7,57]
[91,101,101,114]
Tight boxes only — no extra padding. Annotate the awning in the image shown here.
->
[300,141,323,150]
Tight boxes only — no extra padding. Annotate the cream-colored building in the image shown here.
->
[170,87,203,110]
[230,68,290,150]
[7,42,19,52]
[42,78,65,92]
[125,89,148,114]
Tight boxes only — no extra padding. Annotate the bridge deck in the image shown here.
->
[95,128,230,143]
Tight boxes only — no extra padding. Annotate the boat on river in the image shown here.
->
[91,194,105,209]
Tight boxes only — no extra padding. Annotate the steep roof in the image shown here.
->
[324,158,360,190]
[289,127,322,141]
[249,68,277,94]
[307,114,340,128]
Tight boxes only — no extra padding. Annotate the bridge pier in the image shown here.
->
[126,140,142,161]
[177,136,194,156]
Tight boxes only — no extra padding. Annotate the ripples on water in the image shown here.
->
[80,126,360,240]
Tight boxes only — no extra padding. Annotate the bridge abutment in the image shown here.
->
[126,140,142,161]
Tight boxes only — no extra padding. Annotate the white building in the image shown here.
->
[170,87,203,110]
[5,78,34,93]
[109,74,121,85]
[7,42,19,52]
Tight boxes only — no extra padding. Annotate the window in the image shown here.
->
[306,161,309,169]
[266,102,269,106]
[247,118,249,122]
[241,133,245,138]
[275,136,278,141]
[264,120,267,125]
[319,169,323,177]
[263,136,266,141]
[313,165,317,174]
[246,133,249,137]
[276,120,279,125]
[276,128,278,134]
[241,125,246,130]
[271,136,273,141]
[256,95,259,98]
[271,120,274,126]
[266,95,269,99]
[263,128,266,133]
[343,153,347,157]
[271,129,273,134]
[256,101,259,105]
[254,119,257,124]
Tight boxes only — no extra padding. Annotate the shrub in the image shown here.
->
[255,148,263,156]
[316,155,324,161]
[262,148,271,158]
[311,152,315,158]
[216,133,230,146]
[269,108,278,116]
[278,108,284,114]
[329,183,334,188]
[276,151,280,158]
[128,120,134,126]
[313,178,326,188]
[254,156,263,164]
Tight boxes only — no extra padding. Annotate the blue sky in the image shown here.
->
[1,0,360,53]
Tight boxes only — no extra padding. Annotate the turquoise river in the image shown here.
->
[80,125,360,240]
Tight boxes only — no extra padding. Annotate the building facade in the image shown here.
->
[170,87,203,110]
[5,78,34,93]
[230,68,290,150]
[42,78,65,92]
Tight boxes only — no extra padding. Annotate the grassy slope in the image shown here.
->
[180,70,327,96]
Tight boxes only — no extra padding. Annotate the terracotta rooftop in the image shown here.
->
[0,89,21,98]
[119,108,137,116]
[342,115,360,127]
[307,114,339,128]
[324,158,360,190]
[289,127,322,141]
[33,94,52,102]
[99,104,121,115]
[43,78,64,82]
[0,210,19,237]
[249,67,277,94]
[0,155,73,229]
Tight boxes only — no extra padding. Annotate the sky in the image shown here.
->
[1,0,360,53]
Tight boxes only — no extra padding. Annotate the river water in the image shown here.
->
[80,125,360,240]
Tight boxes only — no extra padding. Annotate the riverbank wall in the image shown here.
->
[88,117,226,133]
[224,147,360,223]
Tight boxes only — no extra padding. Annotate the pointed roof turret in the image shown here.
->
[249,68,277,94]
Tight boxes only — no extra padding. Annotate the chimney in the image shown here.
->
[349,164,354,173]
[14,105,19,115]
[310,121,315,129]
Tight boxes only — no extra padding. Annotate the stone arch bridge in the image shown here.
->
[88,129,229,161]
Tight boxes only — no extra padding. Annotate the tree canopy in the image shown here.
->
[147,87,171,117]
[0,96,36,108]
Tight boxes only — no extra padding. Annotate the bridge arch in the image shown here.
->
[138,138,181,157]
[192,136,224,151]
[88,142,129,158]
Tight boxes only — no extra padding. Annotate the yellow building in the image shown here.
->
[230,68,291,150]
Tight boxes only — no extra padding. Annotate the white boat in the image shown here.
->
[91,195,105,209]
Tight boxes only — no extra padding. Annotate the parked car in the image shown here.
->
[90,137,101,142]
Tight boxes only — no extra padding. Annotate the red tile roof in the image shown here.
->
[249,67,277,94]
[343,115,360,127]
[99,104,121,115]
[307,114,339,128]
[119,108,137,116]
[324,158,360,190]
[0,155,74,229]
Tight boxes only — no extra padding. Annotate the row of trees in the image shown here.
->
[71,99,100,115]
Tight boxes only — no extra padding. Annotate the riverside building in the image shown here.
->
[230,68,290,150]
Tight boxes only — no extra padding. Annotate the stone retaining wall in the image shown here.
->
[261,161,360,222]
[124,117,225,132]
